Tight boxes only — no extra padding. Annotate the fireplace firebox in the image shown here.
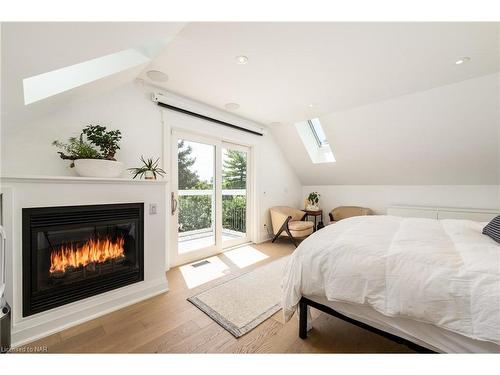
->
[22,203,144,317]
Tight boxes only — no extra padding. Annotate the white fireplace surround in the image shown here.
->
[0,175,169,346]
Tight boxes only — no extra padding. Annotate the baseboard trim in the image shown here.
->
[255,233,273,244]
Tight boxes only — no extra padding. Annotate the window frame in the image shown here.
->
[307,119,328,148]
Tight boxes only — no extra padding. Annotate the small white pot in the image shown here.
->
[73,159,124,178]
[306,204,320,211]
[144,170,155,180]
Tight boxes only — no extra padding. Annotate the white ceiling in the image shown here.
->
[1,22,185,128]
[2,22,499,185]
[4,22,499,128]
[141,22,500,125]
[143,22,499,185]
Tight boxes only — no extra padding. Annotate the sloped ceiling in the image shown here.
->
[273,73,500,185]
[1,22,185,129]
[2,22,499,185]
[144,22,500,125]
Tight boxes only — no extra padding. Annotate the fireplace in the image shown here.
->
[22,203,144,317]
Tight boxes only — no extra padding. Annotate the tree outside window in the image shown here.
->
[177,142,247,234]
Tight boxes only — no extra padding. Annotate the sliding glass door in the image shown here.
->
[171,131,250,266]
[222,143,249,248]
[177,139,216,254]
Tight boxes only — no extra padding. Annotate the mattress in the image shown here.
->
[307,295,500,353]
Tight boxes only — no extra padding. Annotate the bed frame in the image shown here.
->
[298,297,436,353]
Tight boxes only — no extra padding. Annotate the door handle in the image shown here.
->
[171,192,178,216]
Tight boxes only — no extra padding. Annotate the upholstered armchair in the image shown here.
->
[270,206,314,247]
[329,206,373,223]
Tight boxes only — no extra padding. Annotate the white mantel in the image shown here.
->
[1,175,168,184]
[1,175,169,346]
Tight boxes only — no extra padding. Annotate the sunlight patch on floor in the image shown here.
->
[178,233,215,254]
[223,245,269,268]
[179,256,230,289]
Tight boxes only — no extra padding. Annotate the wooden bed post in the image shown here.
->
[299,298,308,339]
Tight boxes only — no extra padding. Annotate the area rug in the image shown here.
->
[187,256,289,337]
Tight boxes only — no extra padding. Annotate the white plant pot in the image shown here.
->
[144,170,155,180]
[73,159,124,178]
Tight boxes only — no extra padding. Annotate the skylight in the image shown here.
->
[295,118,335,164]
[22,40,168,105]
[308,118,328,147]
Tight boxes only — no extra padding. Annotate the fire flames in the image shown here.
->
[49,235,125,274]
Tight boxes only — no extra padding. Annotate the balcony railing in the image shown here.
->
[178,189,246,238]
[224,206,246,233]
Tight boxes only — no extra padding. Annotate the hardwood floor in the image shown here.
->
[21,241,414,353]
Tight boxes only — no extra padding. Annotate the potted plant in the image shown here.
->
[306,192,321,211]
[128,156,166,180]
[53,125,123,178]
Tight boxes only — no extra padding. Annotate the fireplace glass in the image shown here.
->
[23,203,144,316]
[36,222,138,291]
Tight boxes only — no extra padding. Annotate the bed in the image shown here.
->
[281,214,500,353]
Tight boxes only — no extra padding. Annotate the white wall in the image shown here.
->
[1,80,302,245]
[274,73,500,185]
[2,81,164,176]
[303,185,500,217]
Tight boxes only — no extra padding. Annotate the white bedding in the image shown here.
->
[281,215,500,346]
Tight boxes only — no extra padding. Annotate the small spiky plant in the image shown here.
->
[128,156,166,180]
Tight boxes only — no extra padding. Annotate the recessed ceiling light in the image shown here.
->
[225,103,240,110]
[308,104,315,108]
[236,55,249,65]
[146,70,169,82]
[455,57,471,65]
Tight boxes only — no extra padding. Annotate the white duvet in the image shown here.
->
[281,215,500,345]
